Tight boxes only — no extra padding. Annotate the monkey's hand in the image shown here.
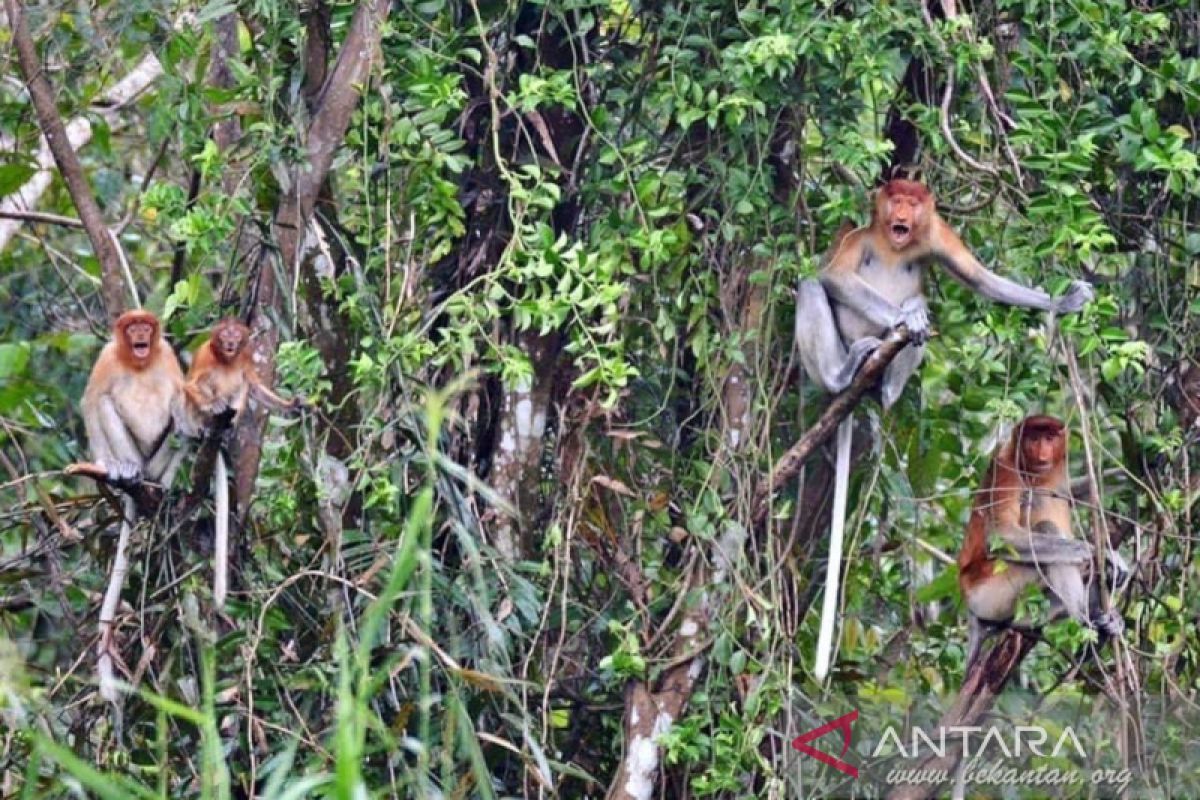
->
[206,398,231,416]
[1052,280,1094,314]
[897,296,931,345]
[1105,548,1131,593]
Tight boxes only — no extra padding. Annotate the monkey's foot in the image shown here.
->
[836,337,882,387]
[65,460,140,487]
[1094,609,1125,638]
[99,459,143,485]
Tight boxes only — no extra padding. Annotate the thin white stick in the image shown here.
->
[213,453,229,608]
[814,415,854,681]
[97,494,135,702]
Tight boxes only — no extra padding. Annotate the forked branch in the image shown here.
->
[752,326,913,523]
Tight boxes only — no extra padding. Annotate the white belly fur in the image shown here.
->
[113,367,178,456]
[834,254,924,343]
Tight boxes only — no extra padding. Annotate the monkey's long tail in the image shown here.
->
[98,494,136,703]
[814,415,854,681]
[213,453,229,609]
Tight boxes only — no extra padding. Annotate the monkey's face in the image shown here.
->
[1018,431,1065,475]
[881,193,925,250]
[123,321,157,363]
[213,325,247,364]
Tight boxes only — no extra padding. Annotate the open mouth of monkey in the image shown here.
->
[890,223,912,243]
[132,342,151,359]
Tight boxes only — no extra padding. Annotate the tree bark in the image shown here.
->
[886,629,1037,800]
[235,0,389,513]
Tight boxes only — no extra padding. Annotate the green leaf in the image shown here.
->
[195,0,237,24]
[0,163,36,198]
[0,343,30,379]
[915,566,959,603]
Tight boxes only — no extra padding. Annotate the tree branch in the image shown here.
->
[6,0,129,319]
[0,49,163,254]
[0,209,84,228]
[295,0,389,216]
[63,462,165,518]
[236,0,390,515]
[752,327,912,523]
[885,629,1038,800]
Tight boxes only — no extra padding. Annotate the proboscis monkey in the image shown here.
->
[184,318,303,426]
[798,179,1095,681]
[78,309,190,701]
[957,415,1126,667]
[184,318,304,608]
[81,310,189,484]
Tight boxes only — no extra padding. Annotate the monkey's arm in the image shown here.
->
[929,218,1093,314]
[992,527,1093,564]
[248,376,305,413]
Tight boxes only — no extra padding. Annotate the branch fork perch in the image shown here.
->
[753,325,914,523]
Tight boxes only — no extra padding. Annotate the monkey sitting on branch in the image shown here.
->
[183,317,306,609]
[957,415,1127,668]
[66,309,193,701]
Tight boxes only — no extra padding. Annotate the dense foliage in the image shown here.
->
[1,0,1197,797]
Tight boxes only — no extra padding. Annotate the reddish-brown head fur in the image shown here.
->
[114,310,162,370]
[208,318,250,366]
[1012,415,1067,479]
[875,179,934,251]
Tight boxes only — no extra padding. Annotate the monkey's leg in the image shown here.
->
[964,565,1036,668]
[966,615,1010,671]
[796,280,880,394]
[1045,563,1127,638]
[879,341,925,410]
[93,397,144,481]
[1079,551,1129,637]
[144,435,189,487]
[1043,563,1091,622]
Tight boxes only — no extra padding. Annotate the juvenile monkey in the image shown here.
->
[957,415,1126,667]
[184,317,303,426]
[184,318,304,608]
[800,179,1095,681]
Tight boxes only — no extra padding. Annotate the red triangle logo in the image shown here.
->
[791,710,859,778]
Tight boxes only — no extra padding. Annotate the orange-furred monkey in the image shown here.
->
[184,318,303,608]
[957,415,1126,667]
[80,309,190,702]
[82,310,189,484]
[797,179,1095,681]
[184,318,302,426]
